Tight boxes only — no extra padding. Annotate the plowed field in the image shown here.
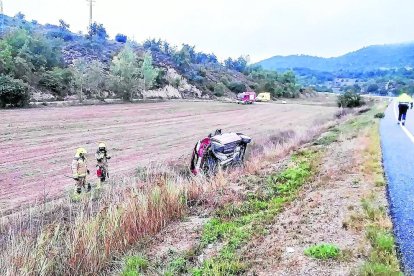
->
[0,100,337,214]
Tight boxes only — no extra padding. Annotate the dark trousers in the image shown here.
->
[398,104,409,121]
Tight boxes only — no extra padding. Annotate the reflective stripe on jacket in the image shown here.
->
[96,151,110,163]
[72,157,87,177]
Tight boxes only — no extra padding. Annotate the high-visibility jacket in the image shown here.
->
[398,93,413,105]
[72,156,88,178]
[95,151,111,163]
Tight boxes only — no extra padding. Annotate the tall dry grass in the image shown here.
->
[0,118,339,276]
[0,166,232,275]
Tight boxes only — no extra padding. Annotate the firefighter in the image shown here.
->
[95,142,111,182]
[71,147,90,194]
[397,93,413,126]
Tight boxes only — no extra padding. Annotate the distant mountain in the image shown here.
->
[257,43,414,72]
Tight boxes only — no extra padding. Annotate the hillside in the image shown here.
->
[0,14,305,107]
[257,42,414,72]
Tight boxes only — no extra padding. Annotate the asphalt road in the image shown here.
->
[381,101,414,275]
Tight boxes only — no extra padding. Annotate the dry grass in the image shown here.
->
[0,167,233,275]
[0,114,339,276]
[0,168,210,275]
[0,101,337,214]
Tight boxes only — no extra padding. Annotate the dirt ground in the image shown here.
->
[119,110,389,276]
[245,130,382,275]
[0,100,336,214]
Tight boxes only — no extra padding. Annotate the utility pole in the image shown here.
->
[87,0,95,28]
[0,0,4,34]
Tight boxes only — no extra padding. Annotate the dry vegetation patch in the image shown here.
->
[0,100,337,214]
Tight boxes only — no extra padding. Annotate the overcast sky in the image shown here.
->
[3,0,414,62]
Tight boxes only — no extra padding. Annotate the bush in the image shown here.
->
[39,67,72,97]
[143,38,162,52]
[198,67,207,77]
[374,112,385,119]
[109,45,141,101]
[87,22,108,40]
[154,68,167,88]
[122,256,149,275]
[224,56,247,73]
[0,75,30,107]
[47,30,74,42]
[214,82,227,97]
[193,75,204,83]
[367,84,379,93]
[206,83,215,92]
[227,82,246,93]
[337,91,365,108]
[115,33,127,43]
[172,77,181,88]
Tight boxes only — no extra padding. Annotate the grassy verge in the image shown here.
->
[193,150,320,275]
[140,149,319,275]
[107,103,401,276]
[350,192,401,276]
[357,123,402,275]
[116,149,320,275]
[335,103,401,275]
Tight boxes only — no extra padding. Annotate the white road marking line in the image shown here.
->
[394,101,414,144]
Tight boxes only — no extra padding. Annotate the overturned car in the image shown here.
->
[190,129,252,176]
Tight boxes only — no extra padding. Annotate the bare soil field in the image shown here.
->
[0,100,337,214]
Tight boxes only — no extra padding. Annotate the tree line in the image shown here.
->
[0,14,301,107]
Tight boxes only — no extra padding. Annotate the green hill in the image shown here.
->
[257,43,414,72]
[0,13,306,106]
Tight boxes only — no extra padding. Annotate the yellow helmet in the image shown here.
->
[98,142,106,148]
[75,147,87,157]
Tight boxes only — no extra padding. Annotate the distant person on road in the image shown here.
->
[71,147,90,194]
[95,142,111,182]
[397,93,413,126]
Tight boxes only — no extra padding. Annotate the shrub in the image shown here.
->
[337,91,365,108]
[87,22,108,40]
[39,67,72,97]
[0,75,30,107]
[206,83,215,92]
[109,45,141,101]
[367,84,379,93]
[304,243,341,259]
[374,112,385,119]
[154,68,167,88]
[227,82,246,93]
[141,51,159,91]
[115,33,127,43]
[122,256,149,275]
[143,38,162,52]
[198,67,207,77]
[58,19,70,30]
[214,82,227,97]
[14,12,26,20]
[224,56,247,73]
[172,77,181,88]
[47,30,74,42]
[220,76,230,86]
[193,75,204,83]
